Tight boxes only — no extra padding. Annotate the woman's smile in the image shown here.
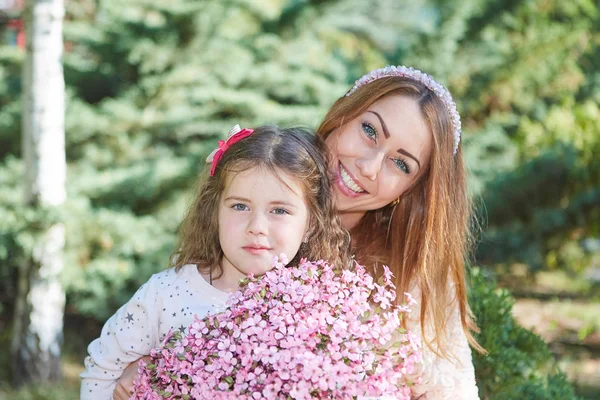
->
[335,162,368,197]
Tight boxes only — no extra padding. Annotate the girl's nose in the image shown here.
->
[356,150,385,181]
[246,212,268,236]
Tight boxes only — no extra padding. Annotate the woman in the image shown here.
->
[113,66,484,399]
[318,65,484,398]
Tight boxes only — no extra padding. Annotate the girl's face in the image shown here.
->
[325,95,433,228]
[218,166,310,286]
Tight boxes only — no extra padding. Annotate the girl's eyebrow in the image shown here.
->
[224,196,299,209]
[367,110,390,138]
[224,196,251,202]
[270,201,299,209]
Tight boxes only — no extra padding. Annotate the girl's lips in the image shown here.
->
[243,246,272,255]
[334,162,369,199]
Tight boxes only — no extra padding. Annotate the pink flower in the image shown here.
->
[131,259,422,399]
[404,292,417,306]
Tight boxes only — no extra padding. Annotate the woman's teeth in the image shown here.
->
[340,164,365,193]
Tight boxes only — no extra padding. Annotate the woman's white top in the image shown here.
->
[406,283,480,399]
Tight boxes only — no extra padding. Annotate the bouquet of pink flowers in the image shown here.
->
[131,258,422,399]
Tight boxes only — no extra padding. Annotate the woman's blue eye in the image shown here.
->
[393,158,411,174]
[361,122,377,141]
[232,203,248,211]
[272,208,290,215]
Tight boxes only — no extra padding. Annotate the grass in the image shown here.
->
[505,268,600,400]
[0,313,92,400]
[0,357,82,400]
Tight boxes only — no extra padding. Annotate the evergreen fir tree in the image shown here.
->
[0,0,597,395]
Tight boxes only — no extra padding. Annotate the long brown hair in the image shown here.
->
[173,126,351,278]
[317,77,485,356]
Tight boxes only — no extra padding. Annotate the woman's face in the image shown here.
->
[325,95,432,228]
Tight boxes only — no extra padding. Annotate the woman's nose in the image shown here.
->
[356,150,385,181]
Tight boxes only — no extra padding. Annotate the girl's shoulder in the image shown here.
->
[149,264,230,303]
[142,264,202,293]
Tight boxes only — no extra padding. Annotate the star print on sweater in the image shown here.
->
[80,264,231,400]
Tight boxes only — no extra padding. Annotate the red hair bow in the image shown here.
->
[206,125,254,176]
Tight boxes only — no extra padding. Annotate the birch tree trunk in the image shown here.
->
[11,0,66,386]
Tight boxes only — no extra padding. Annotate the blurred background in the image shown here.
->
[0,0,598,399]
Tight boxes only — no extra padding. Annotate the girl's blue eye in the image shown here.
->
[392,158,411,174]
[361,122,377,141]
[232,203,248,211]
[271,208,290,215]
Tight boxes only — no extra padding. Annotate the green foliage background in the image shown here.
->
[0,0,598,398]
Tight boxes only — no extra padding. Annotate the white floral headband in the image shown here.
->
[346,65,462,155]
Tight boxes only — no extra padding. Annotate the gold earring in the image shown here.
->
[390,198,400,207]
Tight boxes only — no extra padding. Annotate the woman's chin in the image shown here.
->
[335,196,389,215]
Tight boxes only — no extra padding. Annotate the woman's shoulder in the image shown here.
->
[405,279,479,399]
[403,278,462,338]
[405,277,458,308]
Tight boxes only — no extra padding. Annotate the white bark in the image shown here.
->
[12,0,66,385]
[22,0,66,205]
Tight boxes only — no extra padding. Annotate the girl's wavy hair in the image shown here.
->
[173,125,351,277]
[317,77,486,357]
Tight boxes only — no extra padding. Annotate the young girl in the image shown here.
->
[80,125,350,399]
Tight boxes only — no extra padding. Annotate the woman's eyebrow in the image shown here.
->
[367,111,390,138]
[397,148,421,170]
[367,110,421,169]
[368,110,421,169]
